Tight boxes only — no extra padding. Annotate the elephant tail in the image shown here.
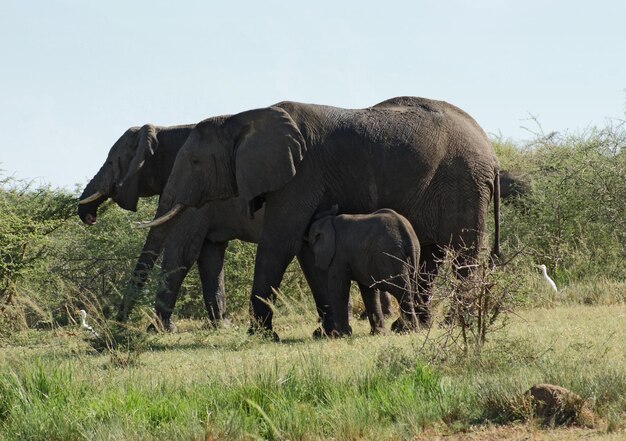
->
[490,169,501,266]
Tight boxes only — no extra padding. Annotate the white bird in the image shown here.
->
[79,309,100,338]
[537,264,558,292]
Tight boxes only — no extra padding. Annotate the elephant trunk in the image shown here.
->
[77,177,109,225]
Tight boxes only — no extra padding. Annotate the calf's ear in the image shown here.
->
[313,217,336,270]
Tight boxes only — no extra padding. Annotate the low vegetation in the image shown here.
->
[0,122,625,439]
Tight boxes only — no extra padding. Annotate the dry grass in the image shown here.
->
[1,293,625,440]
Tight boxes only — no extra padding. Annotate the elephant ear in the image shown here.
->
[312,217,336,270]
[116,124,159,211]
[231,107,306,212]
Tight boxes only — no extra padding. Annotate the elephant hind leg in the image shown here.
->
[357,284,386,335]
[414,244,444,327]
[383,276,418,333]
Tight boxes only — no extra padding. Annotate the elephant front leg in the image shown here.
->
[248,240,297,339]
[197,241,228,327]
[248,193,322,339]
[327,268,352,336]
[297,246,336,337]
[414,245,443,327]
[152,251,194,333]
[117,226,168,322]
[358,284,386,335]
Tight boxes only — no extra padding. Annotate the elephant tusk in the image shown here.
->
[134,204,184,229]
[79,191,104,204]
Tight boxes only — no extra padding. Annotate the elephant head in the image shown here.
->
[307,216,336,270]
[77,124,159,224]
[499,170,530,200]
[146,106,306,227]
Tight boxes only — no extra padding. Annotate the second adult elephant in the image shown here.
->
[77,120,262,328]
[151,96,501,338]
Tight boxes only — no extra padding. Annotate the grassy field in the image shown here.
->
[1,127,625,439]
[1,281,625,440]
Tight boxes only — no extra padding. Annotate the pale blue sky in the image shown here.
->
[1,0,625,190]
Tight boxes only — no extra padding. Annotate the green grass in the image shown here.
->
[1,287,625,440]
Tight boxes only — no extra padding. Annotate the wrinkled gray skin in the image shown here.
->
[77,119,263,329]
[157,96,501,338]
[308,209,421,336]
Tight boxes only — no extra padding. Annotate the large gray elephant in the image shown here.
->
[308,208,421,336]
[77,119,262,329]
[148,96,501,338]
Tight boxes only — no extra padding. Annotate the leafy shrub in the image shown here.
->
[495,123,626,285]
[0,178,75,330]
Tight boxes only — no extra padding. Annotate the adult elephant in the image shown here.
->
[77,119,262,329]
[148,96,501,338]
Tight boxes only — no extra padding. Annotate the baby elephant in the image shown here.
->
[308,208,421,336]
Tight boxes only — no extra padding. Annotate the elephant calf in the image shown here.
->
[308,209,421,336]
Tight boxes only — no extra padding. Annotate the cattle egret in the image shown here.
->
[537,264,558,292]
[79,309,100,338]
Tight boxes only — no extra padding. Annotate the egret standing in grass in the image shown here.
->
[537,264,558,292]
[79,309,100,338]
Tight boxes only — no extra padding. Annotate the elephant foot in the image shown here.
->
[370,326,387,336]
[390,318,417,334]
[312,326,329,339]
[330,325,352,338]
[147,318,177,333]
[312,324,347,338]
[312,326,352,338]
[247,326,280,342]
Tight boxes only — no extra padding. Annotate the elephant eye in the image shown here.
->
[191,159,200,166]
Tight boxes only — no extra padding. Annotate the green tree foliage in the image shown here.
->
[495,123,626,283]
[0,178,75,328]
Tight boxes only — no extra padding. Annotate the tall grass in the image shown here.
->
[1,302,625,440]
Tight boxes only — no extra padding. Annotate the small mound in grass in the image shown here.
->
[527,383,596,428]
